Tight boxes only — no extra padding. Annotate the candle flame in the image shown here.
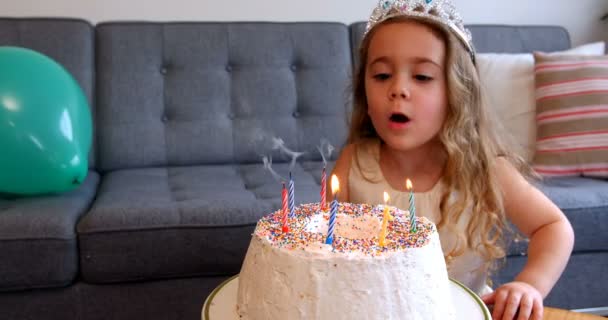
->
[406,179,413,190]
[383,191,390,203]
[331,174,340,195]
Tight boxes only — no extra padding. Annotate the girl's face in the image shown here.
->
[365,21,448,152]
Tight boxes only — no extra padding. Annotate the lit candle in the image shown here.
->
[326,175,339,245]
[281,182,289,233]
[379,191,390,246]
[406,179,417,233]
[288,172,295,217]
[320,166,327,211]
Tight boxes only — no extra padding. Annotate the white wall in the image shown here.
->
[1,0,607,46]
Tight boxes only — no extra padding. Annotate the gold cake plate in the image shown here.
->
[202,275,491,319]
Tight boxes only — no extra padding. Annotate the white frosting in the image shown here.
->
[305,212,380,238]
[237,203,456,320]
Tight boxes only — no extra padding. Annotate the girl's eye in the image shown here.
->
[373,73,390,80]
[414,74,433,81]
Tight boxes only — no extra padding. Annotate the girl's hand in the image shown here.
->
[481,281,543,320]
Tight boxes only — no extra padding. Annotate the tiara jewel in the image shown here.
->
[365,0,475,59]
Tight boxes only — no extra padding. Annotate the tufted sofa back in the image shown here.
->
[0,18,96,168]
[96,22,352,172]
[0,20,573,174]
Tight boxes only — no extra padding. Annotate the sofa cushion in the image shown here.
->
[476,42,605,162]
[0,18,96,168]
[532,53,608,177]
[0,171,99,291]
[535,177,608,252]
[77,161,330,283]
[95,22,351,171]
[506,176,608,256]
[493,252,608,309]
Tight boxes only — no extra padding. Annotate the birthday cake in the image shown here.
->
[236,202,456,320]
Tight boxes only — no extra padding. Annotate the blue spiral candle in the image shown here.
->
[288,172,295,218]
[325,175,340,245]
[326,197,338,245]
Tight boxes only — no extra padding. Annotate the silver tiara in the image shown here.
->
[365,0,475,58]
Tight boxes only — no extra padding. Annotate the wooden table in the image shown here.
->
[544,307,605,319]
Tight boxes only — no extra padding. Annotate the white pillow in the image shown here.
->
[477,42,605,161]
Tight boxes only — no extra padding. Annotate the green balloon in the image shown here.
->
[0,46,92,196]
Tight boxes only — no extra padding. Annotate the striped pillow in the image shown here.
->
[533,53,608,177]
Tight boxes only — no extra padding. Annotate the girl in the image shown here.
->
[331,1,574,319]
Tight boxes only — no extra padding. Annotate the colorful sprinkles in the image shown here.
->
[255,202,434,256]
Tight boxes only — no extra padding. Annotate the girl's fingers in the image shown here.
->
[501,292,521,320]
[491,289,508,320]
[482,292,496,305]
[517,294,533,320]
[531,297,544,320]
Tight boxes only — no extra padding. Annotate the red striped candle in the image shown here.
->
[281,183,289,233]
[320,167,327,211]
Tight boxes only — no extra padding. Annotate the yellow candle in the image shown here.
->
[379,191,390,246]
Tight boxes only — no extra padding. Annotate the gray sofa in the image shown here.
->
[0,18,606,320]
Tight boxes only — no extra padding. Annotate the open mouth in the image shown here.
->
[389,113,410,123]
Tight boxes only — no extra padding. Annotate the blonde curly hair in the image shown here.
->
[348,17,532,269]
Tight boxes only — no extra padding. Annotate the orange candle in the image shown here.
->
[379,191,390,246]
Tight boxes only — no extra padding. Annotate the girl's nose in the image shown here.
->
[389,77,410,99]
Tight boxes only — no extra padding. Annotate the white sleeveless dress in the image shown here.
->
[348,139,493,295]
